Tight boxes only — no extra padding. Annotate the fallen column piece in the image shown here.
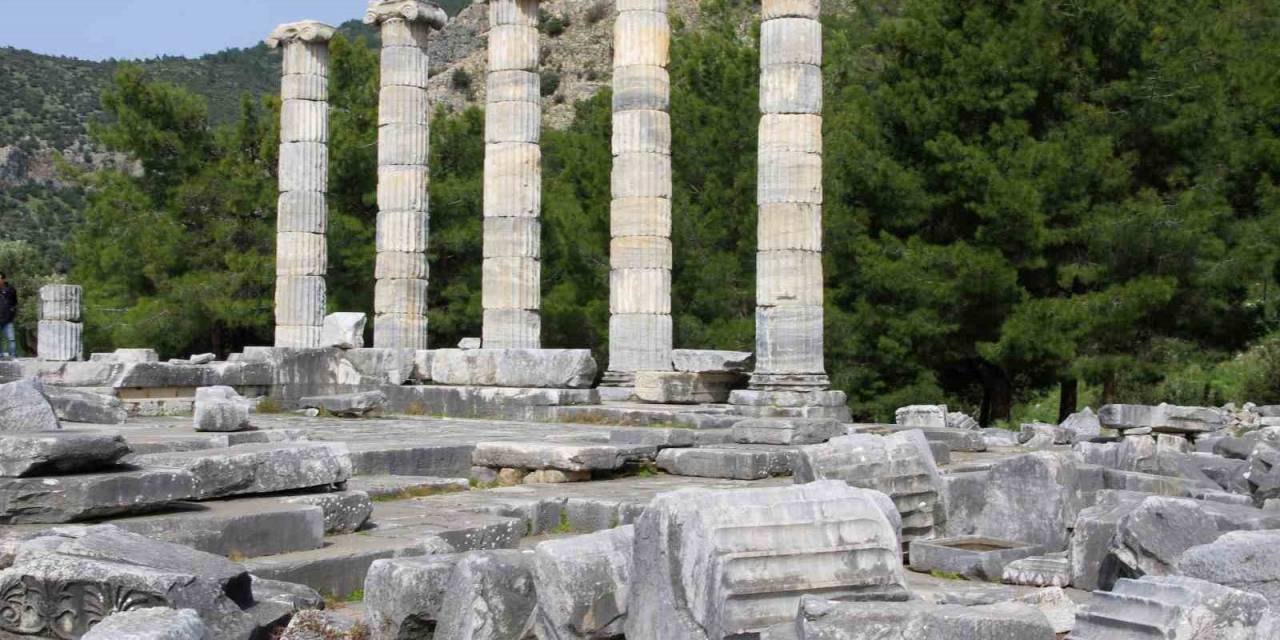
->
[193,385,252,432]
[794,430,945,542]
[627,480,909,639]
[133,442,352,499]
[533,526,634,640]
[1071,575,1270,640]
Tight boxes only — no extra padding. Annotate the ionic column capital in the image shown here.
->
[265,21,337,49]
[364,0,448,29]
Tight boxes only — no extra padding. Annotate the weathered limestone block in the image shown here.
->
[82,607,208,640]
[895,404,948,430]
[1060,407,1101,442]
[672,349,753,372]
[607,313,673,373]
[753,305,824,375]
[430,348,596,388]
[534,526,634,640]
[758,150,822,204]
[472,441,649,472]
[373,313,429,351]
[43,387,127,425]
[374,278,429,315]
[612,109,671,154]
[484,217,541,257]
[757,250,823,305]
[133,442,352,500]
[0,378,60,432]
[380,46,431,86]
[319,312,366,349]
[481,309,540,349]
[909,536,1045,581]
[434,550,539,640]
[611,152,673,199]
[488,25,540,70]
[733,417,842,445]
[378,122,430,165]
[976,452,1081,551]
[193,386,251,433]
[37,320,82,362]
[1103,496,1226,587]
[376,251,429,279]
[1099,402,1226,434]
[613,11,670,67]
[0,526,258,638]
[1072,576,1270,640]
[297,391,385,419]
[485,101,541,143]
[487,69,540,103]
[655,446,789,480]
[365,553,459,640]
[795,431,945,541]
[757,202,821,252]
[610,236,672,270]
[627,481,909,639]
[274,276,326,326]
[1002,555,1072,588]
[1177,530,1280,607]
[759,63,823,114]
[609,268,670,314]
[792,597,1055,640]
[483,144,541,218]
[0,467,196,523]
[482,257,541,309]
[38,284,81,322]
[281,74,328,101]
[634,370,743,404]
[759,114,822,154]
[0,432,129,477]
[277,142,328,193]
[612,65,669,112]
[283,490,373,535]
[760,18,822,66]
[378,85,430,126]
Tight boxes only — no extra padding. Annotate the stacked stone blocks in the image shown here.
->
[606,0,674,384]
[483,0,543,348]
[752,0,827,391]
[268,21,336,348]
[37,284,82,362]
[367,1,447,350]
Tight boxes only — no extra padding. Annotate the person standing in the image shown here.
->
[0,273,16,359]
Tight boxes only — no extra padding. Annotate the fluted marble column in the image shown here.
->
[603,0,673,385]
[268,21,336,348]
[482,0,542,349]
[752,0,828,390]
[366,1,448,350]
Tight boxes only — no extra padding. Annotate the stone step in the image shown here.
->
[347,474,470,500]
[243,533,427,600]
[471,441,655,472]
[106,497,326,558]
[655,445,796,480]
[0,466,197,524]
[347,442,474,478]
[133,441,352,499]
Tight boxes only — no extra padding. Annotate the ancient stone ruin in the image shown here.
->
[3,0,1280,639]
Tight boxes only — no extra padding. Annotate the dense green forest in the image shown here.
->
[9,0,1280,424]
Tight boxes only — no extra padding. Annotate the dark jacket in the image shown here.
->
[0,284,16,324]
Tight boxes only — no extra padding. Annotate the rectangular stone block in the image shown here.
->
[483,142,541,218]
[485,100,541,144]
[374,313,429,350]
[534,526,634,640]
[760,18,822,66]
[613,64,669,112]
[0,432,129,477]
[277,191,326,234]
[613,109,671,155]
[760,63,823,114]
[431,348,595,388]
[378,165,429,212]
[486,69,540,103]
[488,24,539,71]
[282,40,329,76]
[759,149,822,204]
[134,442,353,500]
[759,202,821,251]
[0,467,197,523]
[608,313,673,372]
[489,0,539,27]
[635,371,743,404]
[614,10,670,68]
[757,249,823,306]
[113,499,327,558]
[380,45,430,88]
[611,235,671,270]
[483,257,541,309]
[276,231,327,277]
[38,285,81,322]
[281,73,328,101]
[610,268,671,314]
[612,152,673,199]
[732,417,842,445]
[375,251,428,279]
[376,210,429,253]
[611,197,671,238]
[379,84,429,126]
[483,309,541,349]
[378,122,429,166]
[281,99,328,143]
[375,278,428,316]
[755,305,824,374]
[472,440,643,471]
[37,320,82,362]
[484,217,541,258]
[278,141,328,193]
[759,113,822,154]
[275,275,326,326]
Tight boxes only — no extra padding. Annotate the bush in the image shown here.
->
[585,1,611,25]
[540,10,570,37]
[540,71,561,97]
[450,69,473,93]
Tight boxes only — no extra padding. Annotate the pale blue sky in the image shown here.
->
[0,0,365,61]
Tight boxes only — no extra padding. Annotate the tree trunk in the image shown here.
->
[1058,378,1078,422]
[1102,374,1118,405]
[979,365,1013,426]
